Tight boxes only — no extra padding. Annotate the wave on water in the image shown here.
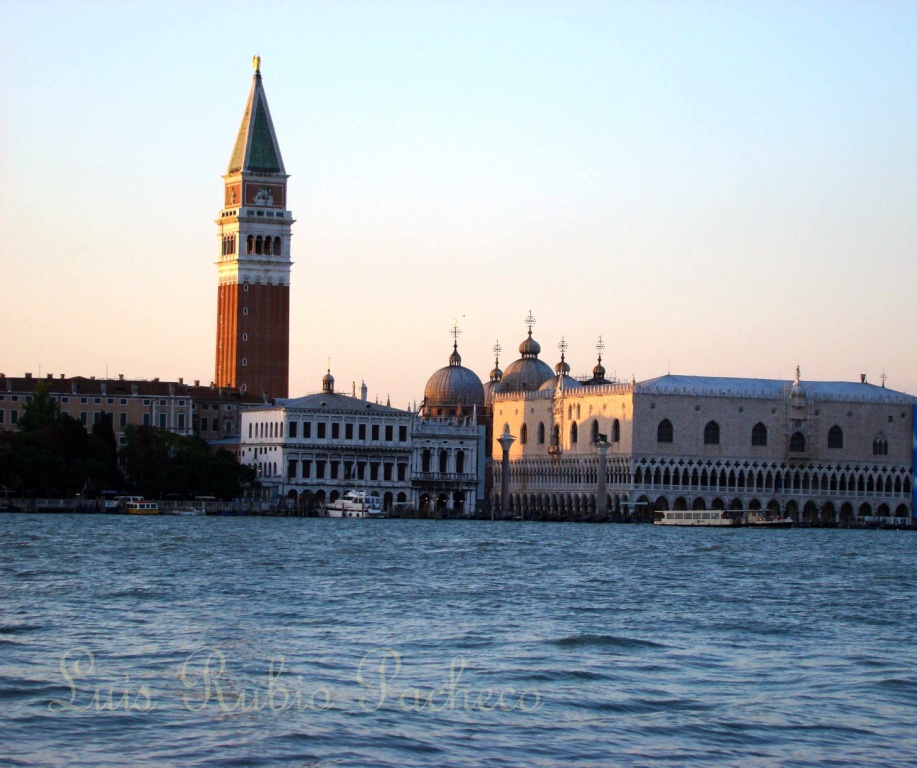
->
[549,634,665,651]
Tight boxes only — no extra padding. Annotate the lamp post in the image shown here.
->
[594,433,610,518]
[497,423,516,520]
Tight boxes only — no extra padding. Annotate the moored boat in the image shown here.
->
[125,500,160,515]
[326,491,386,519]
[653,509,793,528]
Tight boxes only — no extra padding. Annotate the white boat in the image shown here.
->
[326,491,386,519]
[654,509,793,528]
[654,510,741,527]
[169,506,206,516]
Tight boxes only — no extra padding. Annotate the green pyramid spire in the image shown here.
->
[228,60,285,175]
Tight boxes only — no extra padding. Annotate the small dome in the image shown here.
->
[519,331,541,357]
[555,356,571,375]
[321,368,334,393]
[490,364,503,382]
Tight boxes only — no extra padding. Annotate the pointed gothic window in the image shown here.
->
[828,425,844,449]
[789,431,806,453]
[591,420,599,443]
[520,423,528,444]
[657,419,673,443]
[873,434,888,456]
[752,422,768,446]
[570,422,578,444]
[612,418,620,442]
[537,422,545,444]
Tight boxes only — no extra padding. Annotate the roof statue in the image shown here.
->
[253,54,261,73]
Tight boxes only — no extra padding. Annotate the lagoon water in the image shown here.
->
[1,514,916,767]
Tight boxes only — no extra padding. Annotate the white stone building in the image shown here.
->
[491,330,917,524]
[240,371,483,514]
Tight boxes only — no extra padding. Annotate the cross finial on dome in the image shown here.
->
[558,336,568,358]
[596,335,605,362]
[525,310,536,334]
[493,340,502,363]
[450,320,462,345]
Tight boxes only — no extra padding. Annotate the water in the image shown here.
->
[2,515,916,767]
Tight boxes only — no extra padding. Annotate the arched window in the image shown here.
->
[751,422,767,446]
[873,435,888,456]
[264,236,272,255]
[704,421,720,445]
[439,450,448,473]
[247,235,254,254]
[422,449,431,473]
[570,422,578,444]
[612,418,620,442]
[828,425,844,449]
[657,419,673,443]
[537,422,545,444]
[552,425,560,446]
[255,235,263,254]
[456,450,465,474]
[274,236,281,255]
[520,423,528,444]
[789,431,806,453]
[591,420,599,443]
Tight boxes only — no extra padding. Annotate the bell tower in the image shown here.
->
[215,56,293,399]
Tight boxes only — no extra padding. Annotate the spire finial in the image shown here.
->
[493,339,502,365]
[596,335,605,364]
[253,54,261,73]
[450,320,462,348]
[558,336,568,358]
[525,310,536,335]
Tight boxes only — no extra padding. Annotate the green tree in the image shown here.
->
[17,382,59,433]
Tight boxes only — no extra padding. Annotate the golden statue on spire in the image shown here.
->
[253,54,261,73]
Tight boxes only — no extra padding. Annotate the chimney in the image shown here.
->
[119,374,124,381]
[25,372,32,379]
[46,373,52,379]
[194,380,200,387]
[178,377,184,385]
[60,373,65,379]
[860,374,867,384]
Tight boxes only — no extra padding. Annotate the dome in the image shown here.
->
[483,379,501,408]
[500,326,553,392]
[501,358,554,392]
[321,368,334,393]
[538,373,582,392]
[423,342,484,414]
[519,331,541,357]
[584,355,610,386]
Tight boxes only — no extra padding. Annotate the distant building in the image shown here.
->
[239,371,482,514]
[215,56,293,400]
[0,373,261,447]
[491,351,917,523]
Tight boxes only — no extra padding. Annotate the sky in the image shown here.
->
[2,1,916,408]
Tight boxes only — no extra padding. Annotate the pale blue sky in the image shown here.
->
[2,1,916,406]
